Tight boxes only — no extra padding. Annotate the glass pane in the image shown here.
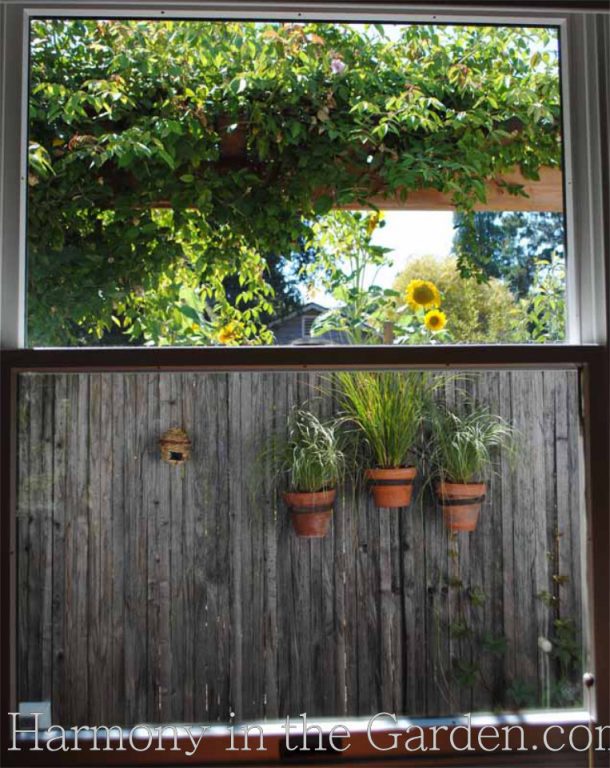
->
[16,369,586,729]
[27,20,566,347]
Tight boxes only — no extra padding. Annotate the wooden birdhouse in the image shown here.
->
[159,427,191,465]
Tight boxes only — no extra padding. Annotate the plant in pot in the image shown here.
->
[273,408,345,538]
[336,372,428,509]
[429,403,517,532]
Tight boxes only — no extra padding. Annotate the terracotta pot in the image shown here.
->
[283,489,336,538]
[436,482,487,532]
[364,467,417,509]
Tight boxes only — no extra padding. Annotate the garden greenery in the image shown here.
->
[337,371,432,468]
[453,211,564,296]
[428,402,517,484]
[393,255,526,342]
[521,252,566,342]
[306,211,396,343]
[272,408,345,493]
[307,211,451,343]
[28,20,561,345]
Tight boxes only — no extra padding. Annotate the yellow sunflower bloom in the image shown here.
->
[405,279,441,310]
[424,309,447,332]
[218,322,240,345]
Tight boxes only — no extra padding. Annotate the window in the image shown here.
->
[302,316,316,338]
[1,3,608,766]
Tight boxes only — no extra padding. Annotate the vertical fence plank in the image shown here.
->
[26,373,43,702]
[110,373,125,723]
[228,373,244,721]
[181,375,196,721]
[125,374,148,722]
[191,373,212,720]
[17,375,31,702]
[497,371,517,700]
[262,372,279,720]
[63,374,90,723]
[51,376,68,725]
[275,371,292,717]
[87,374,102,722]
[566,372,584,675]
[401,488,428,715]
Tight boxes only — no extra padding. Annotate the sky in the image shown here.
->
[370,211,455,288]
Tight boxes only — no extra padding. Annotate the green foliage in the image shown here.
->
[453,211,564,296]
[506,679,538,709]
[270,408,345,493]
[551,679,581,708]
[308,213,451,343]
[446,576,464,589]
[468,585,487,607]
[428,400,517,484]
[520,252,566,342]
[534,531,582,709]
[480,633,508,656]
[550,619,580,678]
[393,255,526,342]
[28,20,561,345]
[449,620,471,640]
[537,590,558,608]
[444,577,509,699]
[306,211,397,342]
[336,372,433,468]
[452,659,479,688]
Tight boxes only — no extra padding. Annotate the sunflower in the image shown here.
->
[424,309,447,332]
[405,279,441,310]
[217,322,240,345]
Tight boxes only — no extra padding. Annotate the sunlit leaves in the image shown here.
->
[27,19,561,345]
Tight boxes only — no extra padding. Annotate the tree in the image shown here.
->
[393,255,526,343]
[28,20,561,345]
[452,211,564,296]
[518,251,566,342]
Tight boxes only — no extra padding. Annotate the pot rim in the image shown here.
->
[365,466,417,478]
[283,488,336,502]
[436,481,487,499]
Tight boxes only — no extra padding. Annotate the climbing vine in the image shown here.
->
[28,20,561,345]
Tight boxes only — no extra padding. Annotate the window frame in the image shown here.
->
[1,2,608,765]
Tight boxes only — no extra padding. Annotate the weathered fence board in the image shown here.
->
[16,370,585,725]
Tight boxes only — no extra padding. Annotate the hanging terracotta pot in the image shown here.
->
[283,489,336,538]
[364,467,417,509]
[436,482,487,532]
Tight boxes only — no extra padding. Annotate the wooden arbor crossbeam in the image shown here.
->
[216,125,563,212]
[336,166,563,212]
[145,167,562,212]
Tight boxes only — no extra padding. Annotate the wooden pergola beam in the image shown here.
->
[337,166,563,212]
[145,166,563,213]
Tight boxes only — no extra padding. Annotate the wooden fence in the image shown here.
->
[16,370,585,726]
